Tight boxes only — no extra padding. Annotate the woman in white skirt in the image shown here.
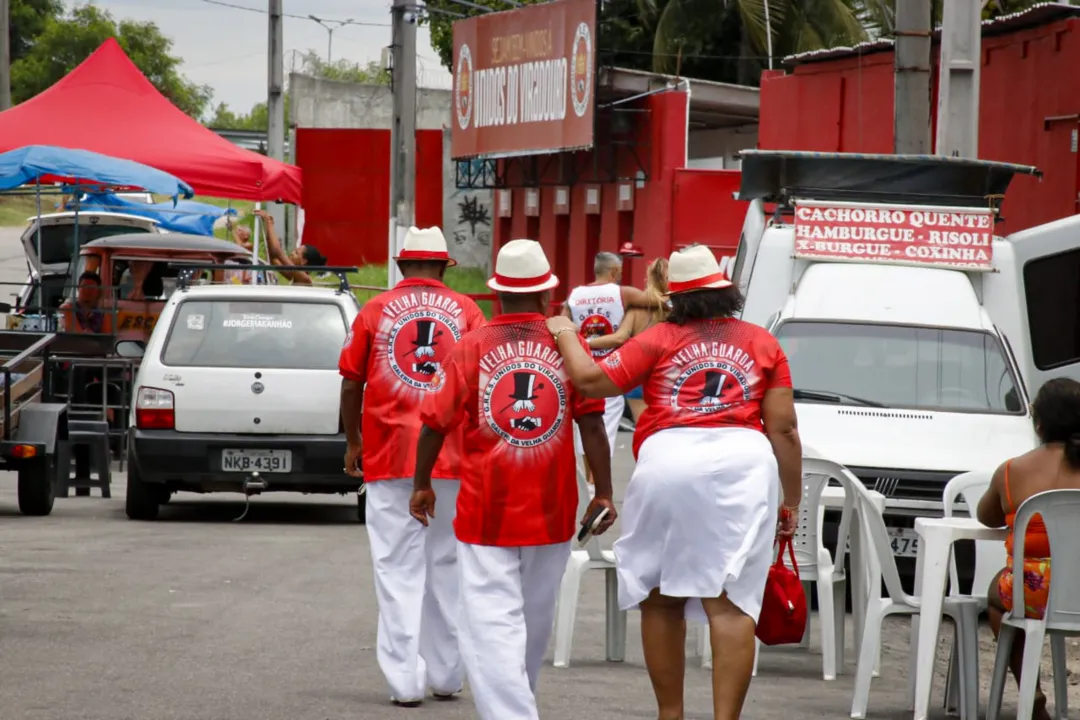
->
[547,245,803,720]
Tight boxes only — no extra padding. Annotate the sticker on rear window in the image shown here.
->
[187,314,205,331]
[223,313,293,329]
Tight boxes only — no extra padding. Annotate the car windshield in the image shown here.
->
[162,299,347,370]
[32,223,151,265]
[774,321,1024,414]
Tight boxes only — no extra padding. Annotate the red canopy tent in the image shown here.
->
[0,38,301,203]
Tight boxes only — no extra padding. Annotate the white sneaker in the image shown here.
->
[390,697,423,707]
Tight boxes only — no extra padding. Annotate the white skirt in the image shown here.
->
[614,426,780,625]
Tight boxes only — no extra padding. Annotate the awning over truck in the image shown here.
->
[737,150,1041,210]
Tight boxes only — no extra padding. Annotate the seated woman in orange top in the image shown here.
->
[977,377,1080,720]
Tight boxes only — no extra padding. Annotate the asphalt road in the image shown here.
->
[0,227,1073,718]
[4,437,1076,720]
[0,225,29,302]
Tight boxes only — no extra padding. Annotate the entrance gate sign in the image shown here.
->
[451,0,596,159]
[792,200,995,271]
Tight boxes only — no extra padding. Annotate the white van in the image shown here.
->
[733,150,1077,589]
[9,211,161,330]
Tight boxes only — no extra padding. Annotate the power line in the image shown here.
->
[435,0,522,12]
[197,0,390,26]
[185,49,269,68]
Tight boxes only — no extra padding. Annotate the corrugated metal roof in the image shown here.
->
[737,149,1041,209]
[784,2,1080,66]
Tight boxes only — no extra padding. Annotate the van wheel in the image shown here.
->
[357,488,367,524]
[17,458,55,516]
[125,460,160,521]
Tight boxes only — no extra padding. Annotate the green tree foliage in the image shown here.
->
[856,0,1073,36]
[423,0,549,70]
[297,52,391,85]
[11,3,211,117]
[208,52,389,131]
[425,0,1061,88]
[207,97,289,131]
[10,0,64,63]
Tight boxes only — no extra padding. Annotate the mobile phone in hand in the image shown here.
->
[577,506,610,546]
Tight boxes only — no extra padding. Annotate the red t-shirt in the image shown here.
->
[420,313,605,547]
[601,318,792,458]
[338,277,486,482]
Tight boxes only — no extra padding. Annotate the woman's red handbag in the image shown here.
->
[755,537,808,646]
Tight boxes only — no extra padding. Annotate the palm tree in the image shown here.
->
[626,0,1058,87]
[856,0,1061,36]
[640,0,876,84]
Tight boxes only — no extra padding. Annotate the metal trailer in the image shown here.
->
[0,330,69,516]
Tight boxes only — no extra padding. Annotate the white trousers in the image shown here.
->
[457,541,572,720]
[573,394,624,456]
[365,478,463,701]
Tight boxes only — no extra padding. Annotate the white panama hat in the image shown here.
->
[394,226,456,266]
[666,245,732,294]
[486,239,560,293]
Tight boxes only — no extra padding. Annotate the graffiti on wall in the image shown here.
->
[442,132,493,270]
[452,195,491,248]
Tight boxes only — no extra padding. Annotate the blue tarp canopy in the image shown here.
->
[70,192,236,236]
[0,145,193,198]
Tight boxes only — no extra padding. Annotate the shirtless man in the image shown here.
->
[253,209,329,285]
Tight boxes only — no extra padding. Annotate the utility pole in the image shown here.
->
[0,0,11,110]
[893,0,932,154]
[388,0,417,289]
[267,0,286,244]
[936,0,982,158]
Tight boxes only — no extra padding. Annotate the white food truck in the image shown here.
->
[732,150,1080,589]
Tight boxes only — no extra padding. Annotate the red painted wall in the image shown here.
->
[295,128,443,265]
[491,89,747,300]
[672,169,745,263]
[759,17,1080,234]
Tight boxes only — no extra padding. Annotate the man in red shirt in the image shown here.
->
[338,226,486,707]
[410,239,617,720]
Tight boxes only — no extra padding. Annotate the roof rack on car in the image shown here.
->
[170,264,360,293]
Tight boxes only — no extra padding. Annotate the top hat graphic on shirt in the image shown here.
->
[410,320,438,359]
[509,372,541,413]
[700,371,724,406]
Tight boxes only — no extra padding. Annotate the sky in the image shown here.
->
[80,0,452,114]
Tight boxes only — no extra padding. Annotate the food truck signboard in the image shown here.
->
[451,0,596,159]
[793,200,994,271]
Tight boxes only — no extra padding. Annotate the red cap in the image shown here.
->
[618,242,644,258]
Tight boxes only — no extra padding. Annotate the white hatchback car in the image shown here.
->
[124,281,361,521]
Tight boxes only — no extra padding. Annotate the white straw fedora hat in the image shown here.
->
[486,239,560,293]
[394,226,456,266]
[666,245,732,294]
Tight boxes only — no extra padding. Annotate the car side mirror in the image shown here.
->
[114,340,145,359]
[0,301,12,314]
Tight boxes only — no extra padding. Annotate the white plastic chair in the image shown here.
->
[986,489,1080,720]
[813,455,983,719]
[698,462,856,681]
[941,471,1003,718]
[551,458,626,668]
